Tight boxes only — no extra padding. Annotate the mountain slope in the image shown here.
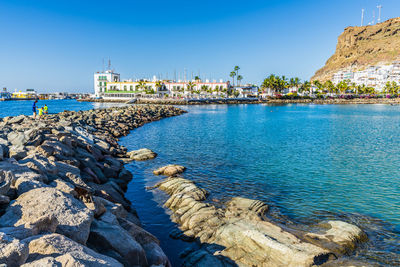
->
[312,17,400,82]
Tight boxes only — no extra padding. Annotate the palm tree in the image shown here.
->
[230,71,236,87]
[234,66,240,85]
[349,82,357,94]
[154,81,163,92]
[289,78,296,89]
[137,81,146,91]
[294,77,300,89]
[237,75,243,86]
[186,81,196,94]
[324,80,335,95]
[300,81,311,95]
[312,80,324,94]
[337,80,349,94]
[201,85,209,94]
[261,74,288,95]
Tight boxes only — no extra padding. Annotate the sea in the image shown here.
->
[0,100,399,265]
[0,99,125,117]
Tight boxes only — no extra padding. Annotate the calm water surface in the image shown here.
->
[121,104,400,266]
[0,99,125,117]
[1,101,399,265]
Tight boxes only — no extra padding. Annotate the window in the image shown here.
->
[124,86,127,90]
[99,82,102,86]
[130,86,133,90]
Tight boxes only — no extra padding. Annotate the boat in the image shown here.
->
[11,89,38,100]
[0,88,11,101]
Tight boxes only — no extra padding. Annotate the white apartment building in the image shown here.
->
[331,61,400,91]
[236,85,259,97]
[94,67,232,98]
[94,70,120,97]
[105,80,230,98]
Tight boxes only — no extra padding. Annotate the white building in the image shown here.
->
[94,67,231,99]
[94,70,120,97]
[331,61,400,91]
[235,85,259,97]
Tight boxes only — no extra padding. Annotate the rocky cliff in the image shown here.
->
[312,17,400,82]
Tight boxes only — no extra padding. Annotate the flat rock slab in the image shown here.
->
[0,187,93,245]
[127,148,157,161]
[156,176,368,267]
[153,165,186,176]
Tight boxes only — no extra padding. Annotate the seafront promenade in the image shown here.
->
[79,96,400,105]
[0,104,375,266]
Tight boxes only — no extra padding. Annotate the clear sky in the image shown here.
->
[0,0,399,93]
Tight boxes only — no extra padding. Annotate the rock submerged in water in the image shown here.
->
[0,105,185,266]
[153,164,186,176]
[127,148,157,161]
[155,175,368,267]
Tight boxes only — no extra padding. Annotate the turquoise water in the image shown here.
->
[0,99,125,117]
[121,104,400,265]
[1,101,399,264]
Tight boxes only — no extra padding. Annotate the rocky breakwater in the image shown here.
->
[0,105,185,267]
[153,168,369,267]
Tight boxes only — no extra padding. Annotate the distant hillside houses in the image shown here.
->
[332,61,400,91]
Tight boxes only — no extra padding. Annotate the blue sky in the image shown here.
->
[0,0,399,93]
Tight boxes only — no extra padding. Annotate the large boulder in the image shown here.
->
[0,170,16,195]
[22,233,123,267]
[19,155,58,176]
[9,145,28,160]
[7,131,28,146]
[153,164,186,176]
[0,187,93,244]
[14,177,48,195]
[87,219,148,266]
[127,148,157,161]
[89,181,131,209]
[54,161,81,178]
[304,220,368,254]
[0,159,45,182]
[49,179,77,197]
[0,215,58,240]
[118,217,170,266]
[0,232,29,267]
[6,115,26,125]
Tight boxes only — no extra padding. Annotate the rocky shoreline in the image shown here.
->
[149,165,371,267]
[0,105,185,266]
[0,104,383,266]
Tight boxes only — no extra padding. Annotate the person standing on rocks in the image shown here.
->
[32,99,38,118]
[44,104,48,114]
[38,106,44,119]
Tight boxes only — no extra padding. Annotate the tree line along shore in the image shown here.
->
[79,96,400,105]
[0,104,377,266]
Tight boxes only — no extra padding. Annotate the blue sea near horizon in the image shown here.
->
[0,99,126,118]
[120,104,400,266]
